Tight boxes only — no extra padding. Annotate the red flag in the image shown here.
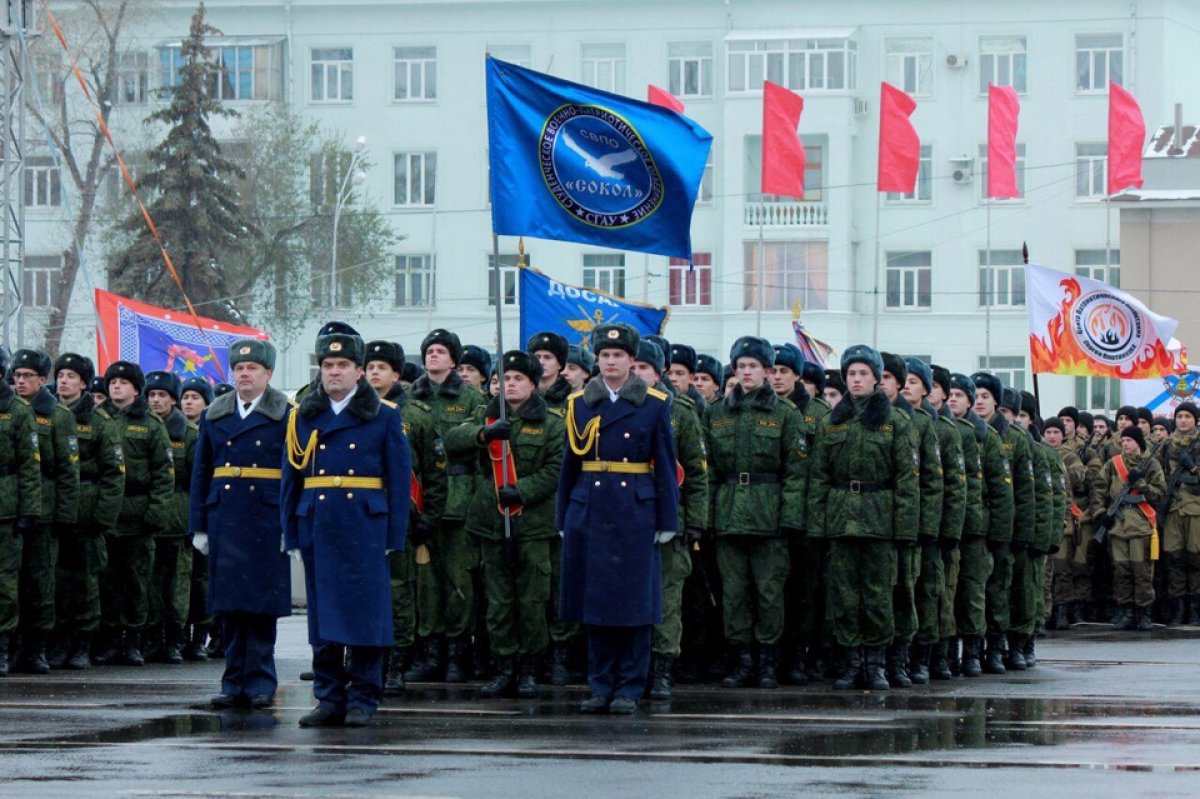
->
[877,82,920,193]
[1108,82,1145,194]
[987,84,1021,198]
[761,80,806,198]
[647,84,685,113]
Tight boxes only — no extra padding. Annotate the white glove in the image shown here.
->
[386,549,395,555]
[287,549,302,563]
[192,532,209,556]
[280,533,287,553]
[558,530,565,539]
[654,531,677,545]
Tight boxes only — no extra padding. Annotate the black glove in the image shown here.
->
[1179,451,1197,471]
[1028,546,1047,557]
[497,486,522,508]
[481,419,512,443]
[14,516,35,537]
[1100,511,1119,531]
[1128,465,1148,483]
[409,518,434,548]
[1047,543,1061,556]
[685,528,704,545]
[939,537,959,552]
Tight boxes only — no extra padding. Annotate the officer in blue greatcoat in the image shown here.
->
[189,339,291,709]
[558,323,679,715]
[282,332,411,728]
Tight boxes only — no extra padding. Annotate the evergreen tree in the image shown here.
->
[109,2,254,321]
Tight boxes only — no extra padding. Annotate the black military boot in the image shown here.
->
[908,644,931,685]
[65,632,92,670]
[206,621,225,658]
[864,646,890,691]
[163,626,184,665]
[1167,597,1184,627]
[1136,607,1154,631]
[384,646,409,696]
[92,629,119,666]
[1186,597,1200,626]
[1044,606,1058,631]
[46,631,70,670]
[118,628,145,667]
[444,638,466,683]
[1112,606,1135,631]
[182,624,209,661]
[784,641,808,685]
[142,625,165,663]
[721,644,754,689]
[983,635,1006,674]
[931,639,953,680]
[546,643,570,686]
[886,643,911,688]
[1021,636,1036,668]
[649,655,674,700]
[806,646,827,684]
[1053,603,1070,630]
[404,638,442,682]
[831,646,862,691]
[517,654,541,699]
[25,631,50,675]
[0,633,9,677]
[756,645,779,689]
[479,657,516,698]
[961,636,983,678]
[947,636,962,676]
[1004,633,1027,671]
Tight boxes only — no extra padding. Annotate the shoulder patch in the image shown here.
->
[381,398,398,409]
[646,387,669,401]
[880,423,894,433]
[568,390,584,401]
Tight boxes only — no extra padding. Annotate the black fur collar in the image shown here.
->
[543,375,572,404]
[206,386,290,422]
[829,390,893,430]
[0,378,13,412]
[965,409,989,440]
[384,383,409,408]
[921,399,939,419]
[789,387,810,413]
[162,407,187,440]
[686,384,707,415]
[30,386,59,417]
[582,373,650,407]
[299,378,380,422]
[725,381,778,413]
[892,397,914,418]
[937,403,955,423]
[106,394,150,419]
[987,411,1010,437]
[485,391,547,422]
[67,395,96,425]
[411,370,465,401]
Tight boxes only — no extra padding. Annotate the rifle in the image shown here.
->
[415,541,466,600]
[1156,435,1200,520]
[1093,439,1165,545]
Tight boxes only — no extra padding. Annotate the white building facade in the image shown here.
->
[28,0,1200,411]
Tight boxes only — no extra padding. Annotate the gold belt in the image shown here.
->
[213,467,282,480]
[581,461,651,474]
[304,476,385,489]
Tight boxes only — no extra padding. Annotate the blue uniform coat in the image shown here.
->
[281,380,410,647]
[189,387,292,617]
[557,374,679,627]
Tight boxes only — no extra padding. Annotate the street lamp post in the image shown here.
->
[329,135,367,306]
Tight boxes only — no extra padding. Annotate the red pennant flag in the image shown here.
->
[987,84,1021,199]
[877,82,920,193]
[1108,82,1145,194]
[647,84,685,113]
[761,81,806,198]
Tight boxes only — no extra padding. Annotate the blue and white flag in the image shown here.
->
[519,268,668,350]
[487,57,712,260]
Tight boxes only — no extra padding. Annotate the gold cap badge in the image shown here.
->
[607,329,619,339]
[330,342,343,352]
[239,346,251,355]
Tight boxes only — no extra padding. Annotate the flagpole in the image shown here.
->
[872,192,881,349]
[491,230,513,545]
[1104,194,1112,277]
[643,252,649,303]
[755,219,765,336]
[985,199,992,371]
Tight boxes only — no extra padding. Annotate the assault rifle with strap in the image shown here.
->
[1093,439,1165,545]
[1157,435,1200,521]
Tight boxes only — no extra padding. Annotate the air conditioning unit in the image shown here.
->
[853,97,869,116]
[949,155,974,185]
[945,53,968,69]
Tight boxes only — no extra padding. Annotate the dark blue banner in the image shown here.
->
[519,268,668,350]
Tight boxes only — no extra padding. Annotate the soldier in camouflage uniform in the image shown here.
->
[1044,418,1086,630]
[52,354,124,670]
[528,332,573,410]
[1013,392,1057,667]
[457,345,492,391]
[1158,402,1200,625]
[178,376,213,660]
[925,366,967,680]
[144,371,198,665]
[632,341,708,700]
[364,340,447,695]
[693,355,723,406]
[808,345,919,692]
[947,373,1012,678]
[0,347,42,676]
[994,387,1040,671]
[405,330,487,683]
[446,350,563,698]
[563,346,594,393]
[11,349,79,674]
[95,361,173,667]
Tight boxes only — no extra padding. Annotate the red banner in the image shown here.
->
[877,82,920,194]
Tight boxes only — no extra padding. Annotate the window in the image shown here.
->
[309,150,355,210]
[1075,142,1107,199]
[24,158,62,208]
[887,144,932,202]
[394,254,435,307]
[487,44,531,67]
[308,353,320,383]
[668,42,713,98]
[979,36,1027,94]
[311,265,354,309]
[1076,34,1122,93]
[393,46,437,101]
[394,152,436,207]
[582,253,626,297]
[727,37,856,93]
[23,255,62,309]
[978,249,1025,307]
[1075,248,1120,287]
[311,48,353,102]
[115,52,148,104]
[158,42,283,101]
[885,250,932,309]
[885,38,932,96]
[743,241,829,311]
[698,151,714,204]
[1074,375,1120,412]
[31,52,62,105]
[978,143,1026,200]
[487,253,524,306]
[745,137,824,201]
[581,43,625,93]
[669,253,713,307]
[978,356,1026,393]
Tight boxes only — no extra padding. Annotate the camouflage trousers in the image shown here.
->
[652,535,693,657]
[1052,520,1086,604]
[955,537,991,638]
[1162,512,1200,598]
[1008,545,1038,637]
[717,535,789,646]
[1111,535,1155,608]
[100,532,154,631]
[188,551,213,627]
[388,548,417,649]
[54,530,107,633]
[938,545,960,639]
[480,537,551,657]
[914,541,944,645]
[18,523,56,632]
[785,536,827,648]
[985,542,1014,635]
[0,521,19,634]
[415,522,477,640]
[826,538,896,648]
[547,534,580,643]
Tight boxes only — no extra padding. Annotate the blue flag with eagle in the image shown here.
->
[487,57,712,260]
[518,267,668,351]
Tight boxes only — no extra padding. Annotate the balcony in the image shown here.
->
[744,200,829,227]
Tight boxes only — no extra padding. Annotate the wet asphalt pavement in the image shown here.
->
[2,616,1200,798]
